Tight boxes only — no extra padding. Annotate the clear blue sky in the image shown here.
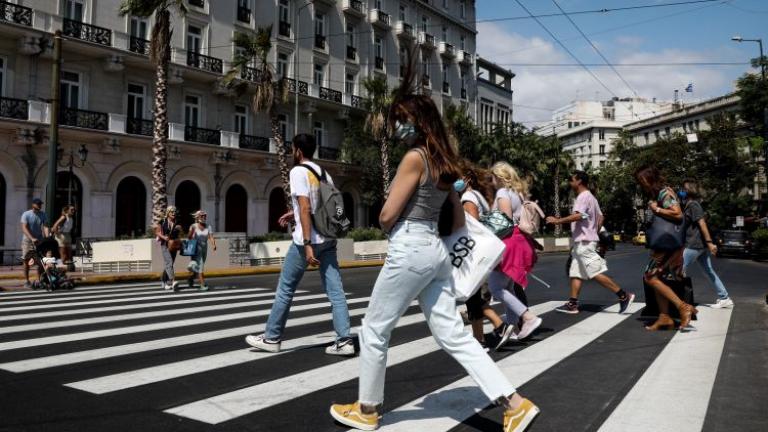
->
[475,0,767,124]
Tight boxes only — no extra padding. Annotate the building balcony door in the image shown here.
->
[115,176,147,238]
[175,180,201,230]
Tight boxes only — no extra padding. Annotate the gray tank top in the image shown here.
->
[398,149,448,222]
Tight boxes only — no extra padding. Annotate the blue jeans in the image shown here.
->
[358,220,516,405]
[264,241,350,341]
[683,247,729,299]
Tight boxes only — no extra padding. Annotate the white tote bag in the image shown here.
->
[442,213,506,301]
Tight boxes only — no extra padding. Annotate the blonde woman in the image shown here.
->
[52,205,75,265]
[187,210,216,291]
[488,162,542,349]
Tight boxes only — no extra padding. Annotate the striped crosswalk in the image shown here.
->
[0,281,747,432]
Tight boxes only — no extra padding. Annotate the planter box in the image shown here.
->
[249,239,355,266]
[91,238,230,273]
[354,240,388,260]
[533,237,572,253]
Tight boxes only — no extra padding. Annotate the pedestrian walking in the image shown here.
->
[546,170,635,315]
[245,133,353,356]
[679,180,733,308]
[154,206,182,291]
[487,162,543,349]
[329,66,539,431]
[20,198,49,289]
[456,163,507,351]
[186,210,216,291]
[634,166,697,330]
[51,205,75,266]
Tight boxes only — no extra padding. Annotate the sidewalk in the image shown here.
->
[0,260,385,292]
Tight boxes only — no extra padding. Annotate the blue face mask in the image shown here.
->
[394,121,418,145]
[453,179,467,193]
[678,190,688,200]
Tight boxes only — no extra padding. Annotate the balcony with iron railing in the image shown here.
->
[375,56,384,70]
[237,6,251,23]
[126,117,153,136]
[185,125,220,145]
[60,107,109,130]
[350,95,365,109]
[319,147,340,161]
[239,134,270,151]
[319,87,342,103]
[395,22,415,39]
[0,96,28,120]
[0,1,33,26]
[343,0,365,17]
[129,36,150,55]
[315,34,326,50]
[63,18,112,46]
[346,45,357,61]
[278,21,291,38]
[439,41,455,58]
[369,9,391,28]
[240,66,264,82]
[283,78,309,95]
[186,51,223,73]
[419,32,436,49]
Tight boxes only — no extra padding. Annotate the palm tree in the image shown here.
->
[224,27,291,203]
[536,133,572,235]
[361,76,393,195]
[118,0,186,226]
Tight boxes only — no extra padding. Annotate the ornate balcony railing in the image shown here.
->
[126,117,153,136]
[241,66,263,82]
[350,95,365,109]
[371,10,390,27]
[189,0,204,8]
[315,34,326,50]
[237,6,251,23]
[63,18,112,46]
[344,0,363,14]
[375,56,384,70]
[60,107,108,130]
[186,51,223,74]
[319,147,340,161]
[346,45,356,60]
[0,96,28,120]
[319,87,342,103]
[278,21,291,37]
[0,1,33,26]
[419,32,435,48]
[184,125,220,145]
[129,36,150,55]
[283,78,309,95]
[239,134,270,151]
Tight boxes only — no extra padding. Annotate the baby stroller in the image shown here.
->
[30,238,75,291]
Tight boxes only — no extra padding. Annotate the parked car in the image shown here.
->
[632,231,646,246]
[715,230,752,257]
[613,233,622,243]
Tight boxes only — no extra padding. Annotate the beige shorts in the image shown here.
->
[21,238,36,260]
[55,232,72,247]
[569,241,608,280]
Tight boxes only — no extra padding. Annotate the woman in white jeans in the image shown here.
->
[330,55,539,432]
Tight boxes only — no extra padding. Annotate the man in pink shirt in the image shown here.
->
[546,171,635,314]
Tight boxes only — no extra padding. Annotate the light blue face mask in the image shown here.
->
[394,121,418,145]
[453,179,467,193]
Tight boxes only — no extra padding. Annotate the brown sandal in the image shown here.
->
[678,303,698,329]
[645,314,675,331]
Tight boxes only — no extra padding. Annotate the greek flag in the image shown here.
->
[685,83,693,92]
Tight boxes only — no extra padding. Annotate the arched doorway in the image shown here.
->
[54,171,83,237]
[175,180,201,230]
[115,176,147,238]
[343,192,355,229]
[268,187,288,233]
[225,184,248,233]
[0,172,5,246]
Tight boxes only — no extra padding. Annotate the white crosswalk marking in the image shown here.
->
[597,307,733,432]
[163,301,562,425]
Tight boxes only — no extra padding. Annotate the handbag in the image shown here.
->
[180,239,198,257]
[167,239,182,253]
[443,213,506,301]
[480,210,515,239]
[646,214,685,251]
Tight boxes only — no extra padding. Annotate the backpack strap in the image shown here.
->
[299,163,327,183]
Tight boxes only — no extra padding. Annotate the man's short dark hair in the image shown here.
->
[571,170,589,187]
[292,133,316,159]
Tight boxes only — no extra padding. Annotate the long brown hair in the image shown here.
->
[388,43,462,184]
[634,165,665,197]
[462,162,493,203]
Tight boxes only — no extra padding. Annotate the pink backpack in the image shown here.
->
[517,194,545,236]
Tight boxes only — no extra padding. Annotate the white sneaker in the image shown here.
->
[710,298,734,309]
[495,324,518,350]
[517,317,542,341]
[162,282,172,290]
[326,338,355,356]
[245,334,281,353]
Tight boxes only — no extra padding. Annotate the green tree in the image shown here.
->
[361,76,394,195]
[118,0,186,226]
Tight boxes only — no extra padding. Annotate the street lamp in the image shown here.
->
[294,0,313,137]
[57,143,88,207]
[732,35,765,80]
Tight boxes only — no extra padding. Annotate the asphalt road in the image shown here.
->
[0,244,766,432]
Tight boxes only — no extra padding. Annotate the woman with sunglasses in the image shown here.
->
[155,206,182,290]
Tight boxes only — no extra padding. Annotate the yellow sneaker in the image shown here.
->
[503,398,540,432]
[330,401,379,431]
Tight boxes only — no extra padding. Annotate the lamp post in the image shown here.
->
[732,36,765,80]
[294,0,313,136]
[57,144,88,207]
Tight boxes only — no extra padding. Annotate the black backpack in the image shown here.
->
[299,164,351,239]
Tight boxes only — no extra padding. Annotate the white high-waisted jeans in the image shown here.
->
[358,220,517,405]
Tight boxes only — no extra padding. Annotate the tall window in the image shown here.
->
[460,0,466,18]
[375,0,383,10]
[315,13,325,37]
[374,36,383,60]
[442,63,449,93]
[187,25,202,53]
[184,95,201,127]
[346,22,355,47]
[399,5,406,21]
[60,71,81,109]
[443,0,448,9]
[421,50,429,82]
[345,71,356,95]
[599,144,606,155]
[313,63,325,86]
[598,129,605,140]
[442,26,448,42]
[421,15,428,33]
[277,52,289,78]
[314,121,324,148]
[130,16,148,39]
[279,0,290,23]
[127,83,145,119]
[234,105,247,134]
[64,0,85,21]
[460,35,465,51]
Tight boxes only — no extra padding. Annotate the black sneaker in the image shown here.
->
[618,292,636,314]
[555,301,579,314]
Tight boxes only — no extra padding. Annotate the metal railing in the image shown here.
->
[440,42,455,56]
[237,6,251,23]
[278,21,291,37]
[372,10,391,26]
[420,32,435,47]
[60,107,109,130]
[129,36,150,55]
[241,66,263,82]
[63,18,112,46]
[184,125,221,145]
[126,117,153,136]
[283,78,309,95]
[314,34,326,50]
[0,96,28,120]
[319,147,340,161]
[375,56,384,70]
[345,0,363,14]
[0,1,32,26]
[346,45,356,60]
[350,95,365,108]
[239,134,270,151]
[186,51,223,73]
[319,86,342,103]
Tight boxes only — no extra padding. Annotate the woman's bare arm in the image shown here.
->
[379,151,423,231]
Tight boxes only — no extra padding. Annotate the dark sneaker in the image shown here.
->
[618,293,636,314]
[555,301,579,314]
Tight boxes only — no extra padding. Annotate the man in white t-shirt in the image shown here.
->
[546,171,635,315]
[246,134,353,356]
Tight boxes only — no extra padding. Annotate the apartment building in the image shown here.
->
[0,0,477,248]
[475,56,513,133]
